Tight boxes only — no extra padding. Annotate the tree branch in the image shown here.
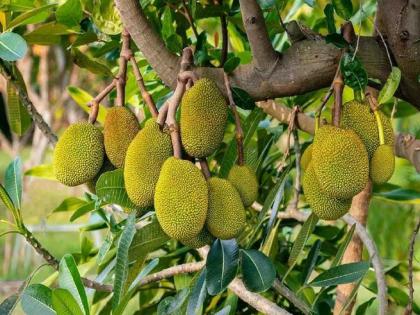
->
[273,279,311,315]
[404,217,420,315]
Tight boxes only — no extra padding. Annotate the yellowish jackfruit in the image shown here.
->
[341,100,394,158]
[155,157,208,240]
[312,125,369,199]
[124,119,172,208]
[54,122,104,186]
[180,229,214,248]
[104,106,140,168]
[206,177,246,239]
[227,164,258,207]
[370,144,395,184]
[180,78,228,158]
[300,144,313,171]
[303,164,351,220]
[86,155,115,193]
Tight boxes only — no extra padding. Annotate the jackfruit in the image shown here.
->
[300,144,313,171]
[303,164,351,220]
[370,144,395,184]
[54,122,104,186]
[104,106,140,168]
[227,164,258,207]
[206,177,246,239]
[124,119,172,208]
[180,78,228,158]
[341,100,394,158]
[312,125,369,199]
[155,157,208,240]
[86,155,115,193]
[180,229,214,248]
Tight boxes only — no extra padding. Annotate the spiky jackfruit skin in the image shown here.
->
[370,144,395,184]
[300,144,313,171]
[180,78,228,158]
[86,156,115,193]
[227,165,258,207]
[54,122,104,186]
[155,157,208,240]
[303,164,351,220]
[104,107,140,168]
[341,101,394,158]
[124,119,172,208]
[180,229,214,248]
[312,125,369,199]
[206,177,246,239]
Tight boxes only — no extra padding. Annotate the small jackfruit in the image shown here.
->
[180,229,214,248]
[300,144,313,171]
[370,144,395,184]
[124,119,173,208]
[227,164,258,207]
[86,155,115,193]
[180,78,228,158]
[303,164,351,220]
[155,157,208,240]
[104,106,140,168]
[54,122,104,186]
[312,125,369,199]
[341,100,394,158]
[206,177,246,239]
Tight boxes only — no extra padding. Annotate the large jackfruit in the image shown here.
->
[227,164,258,207]
[180,78,228,158]
[124,119,172,208]
[312,125,369,199]
[180,229,214,248]
[370,144,395,184]
[303,164,351,220]
[341,100,394,158]
[155,157,208,240]
[86,155,115,193]
[104,106,140,168]
[54,122,104,186]
[206,177,246,239]
[300,144,313,171]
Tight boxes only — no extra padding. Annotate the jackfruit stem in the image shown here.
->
[332,73,344,127]
[315,65,339,129]
[88,82,115,123]
[198,158,211,179]
[366,92,386,145]
[115,29,131,107]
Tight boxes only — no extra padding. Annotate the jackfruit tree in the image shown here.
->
[0,1,419,315]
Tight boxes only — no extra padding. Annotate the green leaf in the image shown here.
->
[231,87,255,110]
[51,289,83,315]
[71,48,113,76]
[21,284,56,315]
[0,32,28,61]
[52,197,88,213]
[58,254,89,315]
[0,294,19,315]
[325,33,348,48]
[187,269,207,315]
[67,86,107,124]
[332,0,353,20]
[340,52,368,91]
[0,183,16,212]
[161,7,174,40]
[56,0,82,27]
[157,288,189,315]
[206,239,239,295]
[6,81,31,135]
[331,224,355,267]
[96,169,138,209]
[301,239,321,285]
[309,261,369,287]
[7,4,56,30]
[91,0,122,35]
[223,57,240,74]
[378,67,401,105]
[355,297,375,315]
[71,32,98,47]
[240,249,276,292]
[214,306,231,315]
[4,157,23,210]
[374,188,420,204]
[24,22,79,35]
[324,4,336,34]
[113,213,137,309]
[24,164,55,180]
[70,201,97,222]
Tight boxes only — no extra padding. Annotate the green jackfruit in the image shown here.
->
[180,229,214,248]
[86,155,115,193]
[54,122,104,186]
[180,78,228,158]
[370,144,395,184]
[227,164,258,207]
[155,157,208,240]
[104,106,140,168]
[124,119,172,208]
[312,125,369,199]
[206,177,246,239]
[303,164,351,220]
[341,100,394,158]
[300,144,313,171]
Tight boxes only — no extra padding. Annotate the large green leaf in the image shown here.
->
[331,224,355,267]
[309,261,369,287]
[0,294,19,315]
[71,48,112,76]
[378,67,401,105]
[157,288,189,315]
[4,157,23,210]
[21,284,56,315]
[301,239,321,285]
[58,254,89,315]
[332,0,353,20]
[24,22,79,45]
[0,32,28,61]
[240,249,276,292]
[0,183,16,212]
[67,86,107,124]
[24,164,55,180]
[6,82,31,136]
[324,4,336,34]
[91,0,122,35]
[70,201,97,222]
[206,239,239,295]
[56,0,82,27]
[231,87,255,110]
[374,188,420,204]
[52,197,88,213]
[7,4,55,30]
[187,269,207,315]
[51,289,83,315]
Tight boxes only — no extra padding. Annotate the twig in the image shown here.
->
[223,72,245,165]
[182,0,199,39]
[273,279,311,315]
[404,217,420,315]
[220,13,228,66]
[198,159,211,179]
[315,64,340,127]
[115,29,131,107]
[289,129,301,211]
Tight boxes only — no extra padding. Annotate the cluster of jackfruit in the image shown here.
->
[302,100,395,220]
